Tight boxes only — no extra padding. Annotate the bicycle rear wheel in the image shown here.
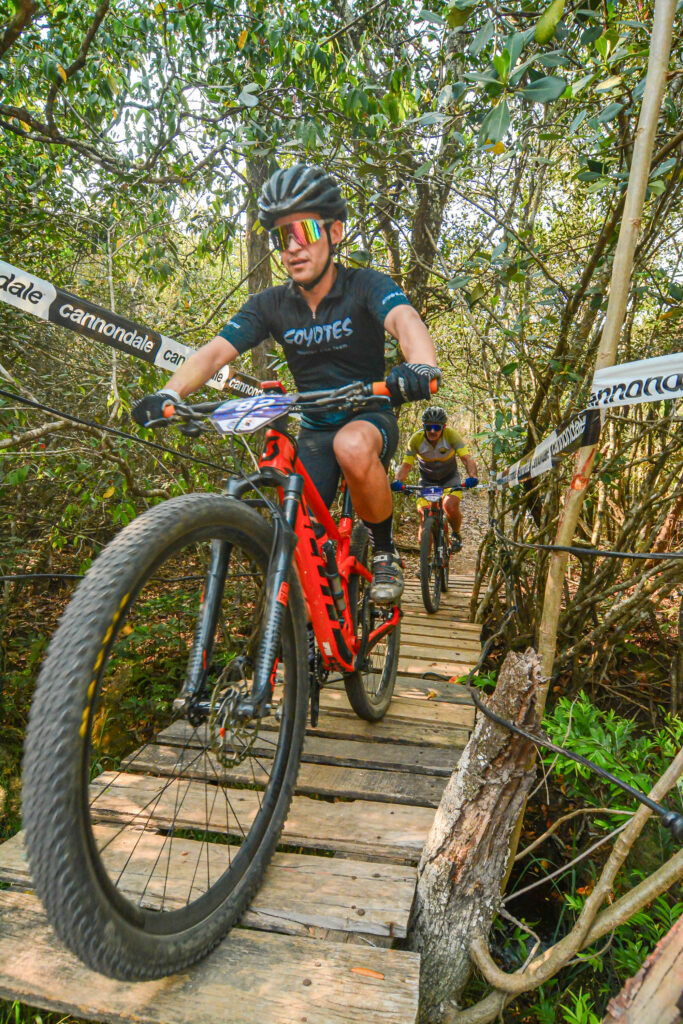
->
[23,494,307,980]
[343,523,399,721]
[420,515,442,614]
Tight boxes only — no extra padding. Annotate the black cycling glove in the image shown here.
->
[385,363,441,406]
[131,388,181,427]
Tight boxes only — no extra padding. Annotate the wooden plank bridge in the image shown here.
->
[0,571,480,1024]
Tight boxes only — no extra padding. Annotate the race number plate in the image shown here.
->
[421,486,444,501]
[211,394,297,434]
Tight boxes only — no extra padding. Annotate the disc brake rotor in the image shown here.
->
[207,667,259,770]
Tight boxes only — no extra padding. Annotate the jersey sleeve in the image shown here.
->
[444,426,469,456]
[217,292,273,355]
[403,431,422,465]
[357,269,412,326]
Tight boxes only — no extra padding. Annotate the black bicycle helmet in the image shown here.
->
[422,406,448,427]
[258,164,347,229]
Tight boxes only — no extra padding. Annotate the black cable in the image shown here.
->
[465,685,683,841]
[0,388,228,473]
[493,524,683,561]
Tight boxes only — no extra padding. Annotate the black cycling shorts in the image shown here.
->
[297,408,399,508]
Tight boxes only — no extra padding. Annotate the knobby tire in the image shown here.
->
[343,522,399,721]
[23,493,308,981]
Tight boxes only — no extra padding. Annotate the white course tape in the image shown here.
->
[589,350,683,409]
[0,259,230,390]
[496,349,683,488]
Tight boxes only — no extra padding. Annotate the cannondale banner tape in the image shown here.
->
[495,408,601,488]
[495,349,683,488]
[0,258,230,390]
[589,350,683,409]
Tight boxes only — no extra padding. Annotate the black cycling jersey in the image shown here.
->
[218,263,411,428]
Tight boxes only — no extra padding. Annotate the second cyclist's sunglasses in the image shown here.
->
[269,218,331,251]
[425,423,444,432]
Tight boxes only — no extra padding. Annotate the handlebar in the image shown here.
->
[370,379,439,398]
[158,375,439,424]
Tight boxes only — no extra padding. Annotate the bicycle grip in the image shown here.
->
[371,379,439,397]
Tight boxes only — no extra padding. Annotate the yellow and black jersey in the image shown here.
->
[403,426,469,482]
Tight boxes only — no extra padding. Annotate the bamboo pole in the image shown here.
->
[537,0,678,683]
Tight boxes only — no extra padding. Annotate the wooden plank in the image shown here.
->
[159,713,470,750]
[391,677,475,704]
[397,657,474,678]
[0,831,416,939]
[0,891,420,1024]
[122,744,449,807]
[318,690,474,727]
[399,627,480,647]
[400,620,471,633]
[325,675,474,708]
[396,644,478,664]
[87,771,436,860]
[158,720,460,773]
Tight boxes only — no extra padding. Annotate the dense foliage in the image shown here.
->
[1,0,682,1021]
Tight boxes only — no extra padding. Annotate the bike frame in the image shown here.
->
[182,407,400,719]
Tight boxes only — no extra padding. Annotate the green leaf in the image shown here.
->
[534,0,564,44]
[569,110,588,132]
[520,75,567,103]
[493,51,511,83]
[596,101,624,123]
[469,19,494,55]
[238,83,259,107]
[348,249,371,267]
[448,275,471,289]
[501,361,518,375]
[479,99,510,145]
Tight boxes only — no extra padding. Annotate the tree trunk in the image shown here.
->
[245,153,272,378]
[407,649,542,1022]
[601,915,683,1024]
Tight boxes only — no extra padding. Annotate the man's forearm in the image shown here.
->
[385,306,438,365]
[464,455,478,477]
[166,336,239,397]
[396,462,412,482]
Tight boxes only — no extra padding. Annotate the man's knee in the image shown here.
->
[334,424,382,476]
[444,494,461,516]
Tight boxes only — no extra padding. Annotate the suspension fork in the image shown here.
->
[179,538,232,707]
[237,473,304,719]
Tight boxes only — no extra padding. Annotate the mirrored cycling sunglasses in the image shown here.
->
[425,423,443,432]
[269,218,330,251]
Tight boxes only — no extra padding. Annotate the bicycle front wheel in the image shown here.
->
[420,515,442,614]
[343,523,399,721]
[23,493,308,981]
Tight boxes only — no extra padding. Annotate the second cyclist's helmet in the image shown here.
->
[258,164,347,230]
[422,406,448,427]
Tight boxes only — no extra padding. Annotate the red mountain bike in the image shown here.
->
[22,379,409,981]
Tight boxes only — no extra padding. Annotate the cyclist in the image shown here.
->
[132,164,441,604]
[391,405,478,553]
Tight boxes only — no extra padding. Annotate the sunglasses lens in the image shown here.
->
[426,424,441,431]
[271,219,323,250]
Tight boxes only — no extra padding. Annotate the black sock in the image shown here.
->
[362,514,395,554]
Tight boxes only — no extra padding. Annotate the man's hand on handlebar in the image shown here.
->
[464,477,479,489]
[384,363,441,406]
[131,389,182,427]
[390,480,405,492]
